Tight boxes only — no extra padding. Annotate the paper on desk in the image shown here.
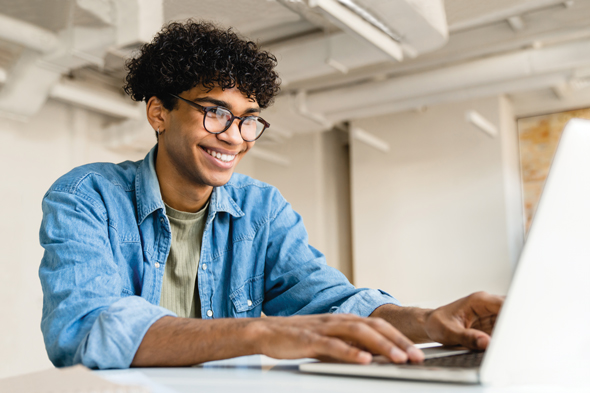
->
[0,365,148,393]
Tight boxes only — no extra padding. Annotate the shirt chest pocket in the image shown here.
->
[229,274,264,316]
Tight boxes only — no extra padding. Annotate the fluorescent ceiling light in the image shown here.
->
[352,127,391,152]
[465,110,498,138]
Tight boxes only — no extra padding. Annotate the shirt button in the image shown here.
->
[154,262,160,268]
[247,300,253,307]
[206,310,213,317]
[202,264,207,271]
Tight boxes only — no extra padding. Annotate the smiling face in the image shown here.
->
[153,85,258,195]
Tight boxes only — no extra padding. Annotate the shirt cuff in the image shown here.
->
[75,296,176,369]
[330,289,401,317]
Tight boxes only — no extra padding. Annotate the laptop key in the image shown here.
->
[419,351,485,368]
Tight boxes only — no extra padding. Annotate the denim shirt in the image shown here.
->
[39,145,399,369]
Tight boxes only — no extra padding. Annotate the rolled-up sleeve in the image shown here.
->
[39,189,174,369]
[262,191,400,318]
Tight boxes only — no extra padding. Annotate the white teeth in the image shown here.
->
[205,148,236,163]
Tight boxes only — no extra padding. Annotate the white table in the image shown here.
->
[97,355,583,393]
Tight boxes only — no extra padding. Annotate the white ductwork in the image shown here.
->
[307,39,590,120]
[327,73,569,123]
[0,1,163,121]
[295,90,333,129]
[265,38,590,133]
[0,13,59,54]
[308,0,448,60]
[309,0,404,60]
[49,80,142,120]
[0,50,63,120]
[351,0,448,55]
[273,32,391,86]
[448,0,567,33]
[114,0,164,48]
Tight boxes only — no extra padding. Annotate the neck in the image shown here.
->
[155,148,213,213]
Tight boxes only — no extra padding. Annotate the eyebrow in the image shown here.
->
[193,96,261,115]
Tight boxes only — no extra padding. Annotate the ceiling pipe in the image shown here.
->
[507,16,526,32]
[295,90,334,129]
[49,80,142,120]
[0,13,59,53]
[325,72,568,123]
[307,39,590,116]
[448,0,567,32]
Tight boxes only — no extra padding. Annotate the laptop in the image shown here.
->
[300,119,590,387]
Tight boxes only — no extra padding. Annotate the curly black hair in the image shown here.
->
[124,20,281,111]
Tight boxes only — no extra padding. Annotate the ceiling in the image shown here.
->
[1,0,590,151]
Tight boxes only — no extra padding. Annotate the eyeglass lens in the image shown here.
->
[204,107,265,141]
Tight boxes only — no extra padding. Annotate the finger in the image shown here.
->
[464,292,504,320]
[311,335,373,364]
[321,321,409,363]
[365,318,424,363]
[456,328,491,350]
[471,314,497,334]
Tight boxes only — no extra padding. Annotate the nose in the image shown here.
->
[217,118,243,145]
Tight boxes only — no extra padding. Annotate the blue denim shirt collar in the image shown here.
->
[135,145,244,225]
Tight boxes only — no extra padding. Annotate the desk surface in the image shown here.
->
[96,355,581,393]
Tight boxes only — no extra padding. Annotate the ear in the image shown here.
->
[146,96,168,133]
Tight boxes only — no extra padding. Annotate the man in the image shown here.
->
[39,21,502,369]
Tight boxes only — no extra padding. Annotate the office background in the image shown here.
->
[1,0,590,379]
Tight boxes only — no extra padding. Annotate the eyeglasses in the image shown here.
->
[169,93,270,142]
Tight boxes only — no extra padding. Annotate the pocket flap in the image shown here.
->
[229,274,264,313]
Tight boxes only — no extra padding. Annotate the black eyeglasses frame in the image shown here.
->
[169,93,270,142]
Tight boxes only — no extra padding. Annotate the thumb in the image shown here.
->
[458,328,490,350]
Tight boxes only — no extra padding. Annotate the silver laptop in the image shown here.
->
[300,119,590,387]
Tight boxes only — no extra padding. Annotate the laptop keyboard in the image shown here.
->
[419,351,485,368]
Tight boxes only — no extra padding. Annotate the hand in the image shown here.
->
[251,314,425,364]
[424,291,504,350]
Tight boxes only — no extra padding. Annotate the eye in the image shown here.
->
[242,117,257,126]
[206,107,231,119]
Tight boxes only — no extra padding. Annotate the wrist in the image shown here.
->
[413,308,433,343]
[371,304,433,343]
[243,317,268,355]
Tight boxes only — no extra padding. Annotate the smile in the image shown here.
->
[205,148,237,163]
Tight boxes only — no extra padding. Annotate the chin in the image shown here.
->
[204,172,234,187]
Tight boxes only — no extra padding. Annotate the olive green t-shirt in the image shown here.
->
[159,202,208,318]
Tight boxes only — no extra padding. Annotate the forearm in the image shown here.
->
[131,316,261,367]
[370,304,433,343]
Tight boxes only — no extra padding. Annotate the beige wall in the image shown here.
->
[239,130,353,280]
[0,100,146,378]
[350,96,522,308]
